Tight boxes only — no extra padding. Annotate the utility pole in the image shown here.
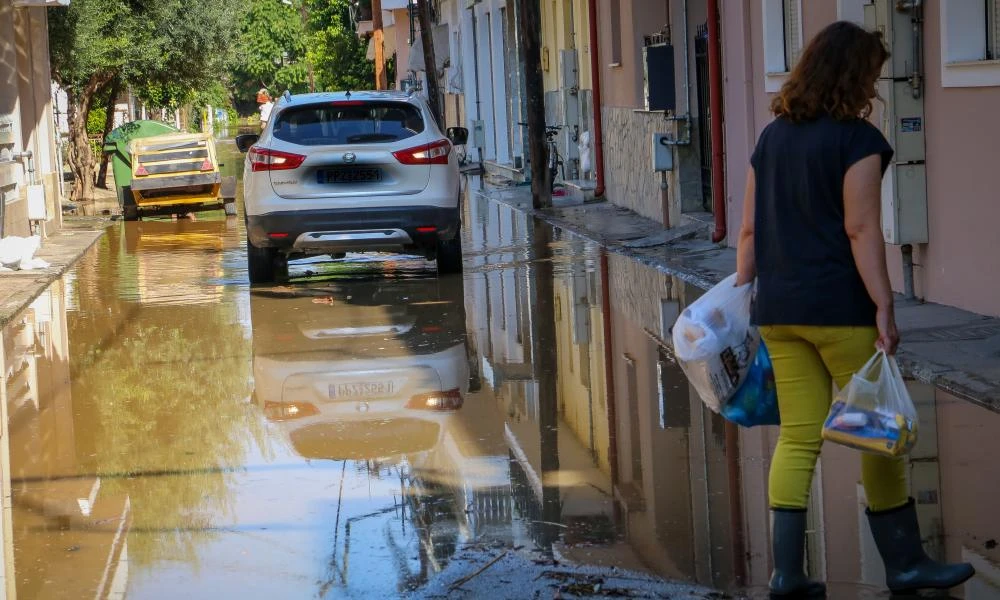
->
[372,0,388,90]
[416,0,442,127]
[516,0,550,209]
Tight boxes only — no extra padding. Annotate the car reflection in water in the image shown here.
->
[249,274,505,590]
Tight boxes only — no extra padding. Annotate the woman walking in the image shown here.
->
[734,22,974,598]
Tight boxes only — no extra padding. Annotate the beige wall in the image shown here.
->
[722,0,1000,317]
[0,2,62,238]
[540,0,592,94]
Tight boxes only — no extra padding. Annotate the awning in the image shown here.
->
[407,24,450,73]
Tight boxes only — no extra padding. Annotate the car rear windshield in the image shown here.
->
[272,102,425,146]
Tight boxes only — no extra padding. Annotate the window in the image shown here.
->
[989,0,1000,60]
[941,0,1000,87]
[609,0,623,66]
[782,0,803,69]
[272,102,424,146]
[763,0,802,92]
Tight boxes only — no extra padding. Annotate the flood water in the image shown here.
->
[1,140,999,599]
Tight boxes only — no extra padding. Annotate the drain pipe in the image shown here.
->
[586,0,605,197]
[901,244,916,300]
[707,0,727,243]
[599,251,620,514]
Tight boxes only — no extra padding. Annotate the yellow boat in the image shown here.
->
[125,133,237,220]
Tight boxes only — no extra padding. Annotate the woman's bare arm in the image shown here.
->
[844,154,898,353]
[735,168,756,286]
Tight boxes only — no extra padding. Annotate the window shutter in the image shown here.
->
[783,0,802,69]
[992,0,1000,59]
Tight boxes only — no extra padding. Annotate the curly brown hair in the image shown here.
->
[771,21,889,122]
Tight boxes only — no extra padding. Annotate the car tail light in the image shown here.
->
[249,147,306,172]
[393,139,451,165]
[406,388,463,411]
[330,100,364,106]
[263,401,319,421]
[200,159,213,171]
[135,165,149,176]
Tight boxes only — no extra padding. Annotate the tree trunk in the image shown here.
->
[65,73,113,203]
[96,79,120,189]
[515,0,550,209]
[416,0,442,127]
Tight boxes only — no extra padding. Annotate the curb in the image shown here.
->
[0,225,106,329]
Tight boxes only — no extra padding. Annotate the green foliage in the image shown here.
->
[87,107,107,135]
[49,0,243,107]
[231,0,310,101]
[306,0,374,93]
[48,0,131,92]
[229,0,374,110]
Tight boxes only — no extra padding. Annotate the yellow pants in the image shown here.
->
[761,325,908,512]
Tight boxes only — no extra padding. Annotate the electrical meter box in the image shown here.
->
[865,0,929,245]
[651,133,674,171]
[472,120,486,149]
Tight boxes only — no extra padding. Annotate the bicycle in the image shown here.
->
[518,122,565,195]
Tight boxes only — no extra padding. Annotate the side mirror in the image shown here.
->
[447,127,469,146]
[235,134,259,153]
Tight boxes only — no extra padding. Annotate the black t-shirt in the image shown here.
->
[750,115,893,326]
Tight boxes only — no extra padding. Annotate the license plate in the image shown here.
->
[329,380,396,399]
[318,168,382,184]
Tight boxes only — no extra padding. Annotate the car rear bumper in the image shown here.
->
[247,207,461,251]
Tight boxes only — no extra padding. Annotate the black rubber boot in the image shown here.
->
[866,498,975,593]
[770,509,826,598]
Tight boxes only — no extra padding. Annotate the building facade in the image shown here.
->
[721,0,1000,317]
[0,0,64,240]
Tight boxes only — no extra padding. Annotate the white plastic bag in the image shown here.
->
[672,273,759,412]
[578,130,592,175]
[0,235,48,271]
[822,351,919,457]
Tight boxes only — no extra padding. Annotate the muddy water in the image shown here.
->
[1,170,999,599]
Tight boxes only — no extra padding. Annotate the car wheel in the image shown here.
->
[247,236,283,284]
[122,186,139,221]
[224,199,238,216]
[436,235,463,274]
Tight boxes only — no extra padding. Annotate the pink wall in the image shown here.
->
[721,0,1000,317]
[914,1,1000,317]
[599,0,670,109]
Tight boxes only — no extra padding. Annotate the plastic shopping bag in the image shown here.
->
[822,351,919,457]
[672,273,759,413]
[721,340,780,427]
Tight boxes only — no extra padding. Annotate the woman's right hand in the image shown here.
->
[876,305,899,355]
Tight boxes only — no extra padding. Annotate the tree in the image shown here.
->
[49,0,243,202]
[306,0,373,92]
[49,0,130,203]
[231,0,311,102]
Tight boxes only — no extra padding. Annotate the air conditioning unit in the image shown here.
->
[643,43,676,112]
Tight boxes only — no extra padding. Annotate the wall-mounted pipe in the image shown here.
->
[707,0,727,243]
[896,0,923,99]
[586,0,606,197]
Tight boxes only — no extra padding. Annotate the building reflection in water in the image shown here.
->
[464,190,1000,598]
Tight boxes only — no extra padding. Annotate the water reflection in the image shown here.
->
[1,175,998,598]
[460,188,1000,599]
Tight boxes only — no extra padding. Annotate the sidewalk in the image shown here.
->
[0,219,107,328]
[476,182,1000,413]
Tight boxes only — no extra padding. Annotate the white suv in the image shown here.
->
[236,91,468,283]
